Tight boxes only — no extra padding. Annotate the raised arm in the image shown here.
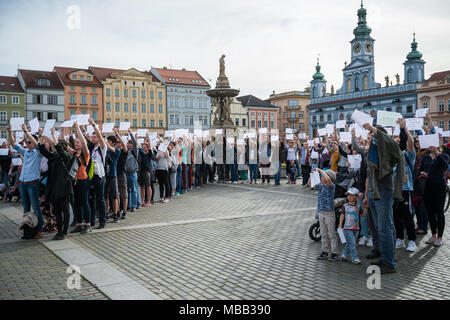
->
[73,121,89,156]
[22,124,38,148]
[113,128,127,153]
[7,125,16,147]
[88,118,106,150]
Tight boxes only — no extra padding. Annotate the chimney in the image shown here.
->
[163,66,167,69]
[182,68,186,71]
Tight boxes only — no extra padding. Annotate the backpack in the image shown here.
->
[78,153,94,181]
[125,150,139,174]
[20,224,39,239]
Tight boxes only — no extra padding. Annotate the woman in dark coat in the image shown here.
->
[38,135,73,240]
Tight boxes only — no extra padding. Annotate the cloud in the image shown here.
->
[0,0,449,99]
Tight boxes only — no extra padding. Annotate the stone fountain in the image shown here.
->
[207,54,240,129]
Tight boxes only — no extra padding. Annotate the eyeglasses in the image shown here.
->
[26,141,32,145]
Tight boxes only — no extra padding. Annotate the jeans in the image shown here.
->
[228,164,237,182]
[176,165,182,193]
[295,160,301,177]
[73,178,91,224]
[342,230,359,260]
[368,190,395,268]
[20,182,44,232]
[195,164,202,187]
[90,176,106,226]
[358,198,369,238]
[127,172,138,209]
[1,170,9,186]
[155,169,170,199]
[249,164,258,182]
[181,164,187,191]
[273,162,281,184]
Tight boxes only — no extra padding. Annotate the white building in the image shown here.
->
[18,69,65,127]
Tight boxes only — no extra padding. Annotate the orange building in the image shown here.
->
[54,66,103,123]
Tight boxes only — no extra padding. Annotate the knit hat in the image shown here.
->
[324,169,336,182]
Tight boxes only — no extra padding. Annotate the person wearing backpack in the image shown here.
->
[126,129,139,212]
[87,118,107,229]
[70,121,92,234]
[38,130,73,240]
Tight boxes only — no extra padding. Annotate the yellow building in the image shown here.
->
[211,97,248,131]
[89,67,167,135]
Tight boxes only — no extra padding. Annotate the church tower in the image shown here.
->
[310,58,327,99]
[337,1,380,94]
[403,33,425,84]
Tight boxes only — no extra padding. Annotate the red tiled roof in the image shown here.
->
[152,67,210,87]
[53,66,102,86]
[426,70,450,83]
[0,76,24,93]
[18,69,64,90]
[88,66,126,82]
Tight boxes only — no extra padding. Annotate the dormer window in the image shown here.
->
[80,75,84,81]
[37,79,50,86]
[87,76,91,81]
[72,75,77,80]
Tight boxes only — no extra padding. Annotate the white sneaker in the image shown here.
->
[395,239,406,249]
[406,240,417,252]
[366,237,373,247]
[358,236,368,246]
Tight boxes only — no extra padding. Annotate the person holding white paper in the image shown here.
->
[338,188,363,264]
[309,168,338,261]
[0,140,12,186]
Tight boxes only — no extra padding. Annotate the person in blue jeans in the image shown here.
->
[8,123,44,238]
[339,187,363,264]
[126,130,139,212]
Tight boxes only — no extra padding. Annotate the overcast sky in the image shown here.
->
[1,0,449,99]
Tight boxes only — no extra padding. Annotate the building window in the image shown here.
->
[72,75,77,80]
[319,115,324,122]
[141,104,146,113]
[158,104,163,113]
[80,95,87,105]
[70,95,76,104]
[396,106,402,113]
[106,102,111,111]
[386,107,392,112]
[242,119,246,126]
[158,91,163,100]
[92,111,97,120]
[115,89,119,97]
[33,112,43,120]
[150,120,155,127]
[92,87,96,92]
[448,100,450,112]
[299,111,304,118]
[32,94,43,104]
[87,76,91,81]
[115,103,120,111]
[169,114,175,125]
[235,118,239,126]
[150,91,154,99]
[251,120,255,128]
[0,111,6,122]
[47,95,58,105]
[439,120,444,128]
[133,119,137,127]
[37,79,50,86]
[406,105,413,113]
[70,110,76,117]
[283,112,287,119]
[124,89,128,97]
[141,90,145,99]
[291,111,296,118]
[347,78,352,93]
[159,120,163,127]
[422,101,428,108]
[91,95,97,105]
[363,75,368,90]
[132,90,136,98]
[448,120,450,130]
[270,120,274,128]
[0,96,6,104]
[106,118,111,123]
[299,123,304,130]
[70,86,75,91]
[12,111,20,118]
[12,96,19,104]
[142,119,146,127]
[150,104,155,113]
[258,120,262,128]
[439,100,444,113]
[79,76,84,81]
[264,120,268,128]
[115,119,120,127]
[124,103,129,112]
[106,88,111,96]
[327,114,332,122]
[288,100,298,107]
[407,69,413,83]
[81,87,86,92]
[81,110,87,115]
[47,112,55,120]
[312,116,316,123]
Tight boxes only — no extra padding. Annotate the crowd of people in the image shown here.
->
[0,112,448,275]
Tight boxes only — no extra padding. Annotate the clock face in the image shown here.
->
[365,42,373,52]
[353,43,361,53]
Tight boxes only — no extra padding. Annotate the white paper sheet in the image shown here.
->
[298,133,306,139]
[376,110,402,127]
[337,227,347,244]
[259,128,267,134]
[307,140,314,147]
[326,124,335,135]
[10,117,24,131]
[339,132,351,143]
[270,136,279,142]
[12,157,22,166]
[348,154,362,170]
[29,117,40,134]
[418,134,440,149]
[237,139,244,145]
[102,123,115,133]
[351,110,373,127]
[415,108,428,118]
[247,132,256,138]
[311,151,319,159]
[226,138,234,144]
[71,114,90,125]
[137,129,148,137]
[318,128,327,137]
[442,131,450,138]
[59,120,74,128]
[0,148,9,156]
[393,126,400,136]
[436,127,444,135]
[310,171,320,188]
[158,143,168,152]
[313,138,320,144]
[336,120,347,129]
[119,122,130,131]
[286,134,294,140]
[215,129,223,135]
[43,119,56,137]
[0,138,7,145]
[405,118,424,131]
[285,128,293,134]
[15,131,24,140]
[86,125,95,135]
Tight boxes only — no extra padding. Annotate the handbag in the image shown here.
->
[414,177,426,197]
[67,155,80,180]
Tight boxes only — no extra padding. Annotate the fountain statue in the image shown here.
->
[207,55,240,128]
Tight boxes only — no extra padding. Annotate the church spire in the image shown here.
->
[406,32,423,61]
[353,1,372,40]
[312,57,325,81]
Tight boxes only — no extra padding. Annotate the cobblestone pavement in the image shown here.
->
[1,181,449,300]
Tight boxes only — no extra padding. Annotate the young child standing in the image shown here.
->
[339,187,363,264]
[310,168,337,261]
[289,160,297,184]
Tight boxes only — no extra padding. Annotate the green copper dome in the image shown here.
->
[406,34,423,61]
[353,1,373,40]
[312,61,325,81]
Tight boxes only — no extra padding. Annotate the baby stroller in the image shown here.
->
[309,197,347,242]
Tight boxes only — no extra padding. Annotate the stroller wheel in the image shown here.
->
[309,222,321,242]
